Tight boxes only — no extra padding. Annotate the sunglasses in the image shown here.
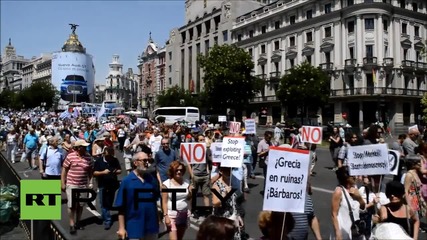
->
[136,158,150,162]
[176,168,184,172]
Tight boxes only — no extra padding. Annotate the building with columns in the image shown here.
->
[0,39,29,92]
[232,0,427,133]
[22,53,53,89]
[164,0,270,96]
[137,34,166,116]
[105,55,138,109]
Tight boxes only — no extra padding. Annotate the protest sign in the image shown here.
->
[263,147,310,213]
[180,143,206,164]
[229,122,241,134]
[88,117,96,124]
[408,124,418,132]
[347,143,389,176]
[244,119,256,134]
[301,126,322,144]
[104,123,115,131]
[218,116,227,122]
[388,150,400,175]
[136,118,148,129]
[210,142,222,163]
[220,136,245,168]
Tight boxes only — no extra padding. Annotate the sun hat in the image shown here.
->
[73,139,90,147]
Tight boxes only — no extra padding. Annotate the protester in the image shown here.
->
[24,127,39,170]
[6,127,18,164]
[197,215,236,240]
[39,137,65,180]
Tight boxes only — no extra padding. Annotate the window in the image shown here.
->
[275,21,280,29]
[415,26,420,37]
[365,18,374,30]
[237,34,242,41]
[325,3,332,13]
[196,24,202,38]
[290,16,296,25]
[274,41,280,50]
[366,45,373,58]
[169,78,172,85]
[325,26,332,37]
[400,0,405,8]
[290,59,295,68]
[205,21,211,34]
[214,16,220,30]
[181,32,186,43]
[347,0,354,6]
[403,49,408,60]
[290,36,295,46]
[306,32,312,42]
[412,3,418,12]
[348,21,355,33]
[402,23,407,34]
[214,36,218,45]
[306,10,312,19]
[189,28,193,40]
[261,45,266,54]
[349,47,354,59]
[223,30,228,42]
[205,40,210,54]
[248,48,253,56]
[416,51,421,61]
[262,26,267,34]
[168,52,172,61]
[383,20,388,31]
[249,30,254,38]
[168,65,172,72]
[325,52,331,63]
[364,0,373,2]
[306,55,312,65]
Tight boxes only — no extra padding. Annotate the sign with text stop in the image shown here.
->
[180,143,206,164]
[301,126,323,144]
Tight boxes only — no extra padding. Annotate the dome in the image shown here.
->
[62,33,86,53]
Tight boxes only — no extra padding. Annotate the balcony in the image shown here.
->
[330,87,427,98]
[401,60,415,72]
[383,58,394,70]
[250,95,279,103]
[256,74,267,80]
[363,57,377,70]
[415,62,427,73]
[269,71,281,82]
[344,59,356,72]
[319,62,334,73]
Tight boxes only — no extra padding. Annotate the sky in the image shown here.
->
[1,0,185,84]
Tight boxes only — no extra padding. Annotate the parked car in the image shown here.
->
[60,75,88,102]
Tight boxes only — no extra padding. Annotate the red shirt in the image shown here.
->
[104,139,114,148]
[63,151,93,186]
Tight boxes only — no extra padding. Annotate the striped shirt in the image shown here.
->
[63,151,93,186]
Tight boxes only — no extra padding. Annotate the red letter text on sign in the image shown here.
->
[193,144,206,163]
[301,126,322,144]
[310,128,321,143]
[180,144,191,164]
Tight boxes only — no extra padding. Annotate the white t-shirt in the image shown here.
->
[358,186,390,210]
[123,138,133,159]
[163,179,189,215]
[118,129,125,138]
[7,133,17,144]
[149,135,163,153]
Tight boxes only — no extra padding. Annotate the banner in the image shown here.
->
[301,126,323,144]
[210,142,222,163]
[263,147,310,213]
[220,136,245,168]
[347,143,389,176]
[244,119,256,134]
[218,116,227,122]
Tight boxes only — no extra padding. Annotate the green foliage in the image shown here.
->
[0,81,57,110]
[198,44,263,113]
[421,93,427,122]
[156,85,201,107]
[276,62,330,114]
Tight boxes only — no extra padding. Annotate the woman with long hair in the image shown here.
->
[329,127,343,171]
[404,154,427,224]
[6,127,18,163]
[197,215,237,240]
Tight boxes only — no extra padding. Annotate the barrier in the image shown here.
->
[0,153,69,240]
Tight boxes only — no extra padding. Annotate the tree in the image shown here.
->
[421,94,427,122]
[156,85,200,107]
[276,62,330,121]
[20,81,57,109]
[198,44,263,114]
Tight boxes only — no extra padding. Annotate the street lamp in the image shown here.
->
[41,102,46,112]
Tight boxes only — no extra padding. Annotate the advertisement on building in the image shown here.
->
[51,52,95,103]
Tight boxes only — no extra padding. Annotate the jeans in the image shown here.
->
[6,143,16,163]
[98,188,112,227]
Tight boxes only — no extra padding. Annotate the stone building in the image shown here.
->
[0,39,29,92]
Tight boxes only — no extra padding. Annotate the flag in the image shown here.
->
[72,107,79,118]
[59,109,71,120]
[372,68,377,85]
[97,102,106,122]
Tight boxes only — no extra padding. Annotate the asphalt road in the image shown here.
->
[5,144,427,240]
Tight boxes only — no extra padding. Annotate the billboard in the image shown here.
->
[51,52,95,103]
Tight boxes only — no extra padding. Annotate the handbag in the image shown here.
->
[341,186,365,238]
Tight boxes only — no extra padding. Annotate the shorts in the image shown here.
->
[192,175,211,196]
[66,185,89,208]
[25,148,38,160]
[167,210,189,231]
[124,158,132,171]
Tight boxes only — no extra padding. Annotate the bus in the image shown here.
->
[152,107,200,124]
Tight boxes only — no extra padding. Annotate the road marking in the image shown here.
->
[86,207,102,218]
[311,186,334,194]
[190,223,199,231]
[17,170,32,178]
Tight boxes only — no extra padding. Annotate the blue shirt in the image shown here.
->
[40,147,65,176]
[24,133,38,150]
[114,171,159,239]
[243,143,253,164]
[155,148,176,182]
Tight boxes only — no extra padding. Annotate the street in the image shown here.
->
[4,145,427,239]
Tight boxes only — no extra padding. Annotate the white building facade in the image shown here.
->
[1,39,29,92]
[232,0,427,133]
[105,55,138,109]
[22,53,53,89]
[165,0,269,95]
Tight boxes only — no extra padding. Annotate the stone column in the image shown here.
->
[410,102,415,125]
[393,18,401,66]
[377,14,384,65]
[356,15,363,65]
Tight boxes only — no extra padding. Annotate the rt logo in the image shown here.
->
[20,180,62,220]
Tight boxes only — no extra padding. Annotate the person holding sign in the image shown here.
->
[331,167,366,240]
[212,166,243,240]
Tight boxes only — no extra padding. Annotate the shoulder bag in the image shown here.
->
[340,186,366,238]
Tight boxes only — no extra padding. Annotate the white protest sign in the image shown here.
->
[347,143,389,176]
[180,143,206,164]
[210,142,222,163]
[301,126,322,144]
[388,150,401,176]
[136,118,148,129]
[218,116,227,122]
[408,124,418,132]
[244,119,256,134]
[88,117,96,124]
[263,147,310,213]
[229,122,241,134]
[221,136,245,168]
[104,123,115,131]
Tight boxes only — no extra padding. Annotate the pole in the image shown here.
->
[280,212,287,240]
[31,220,34,240]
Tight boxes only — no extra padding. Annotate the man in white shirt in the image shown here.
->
[149,129,163,157]
[274,122,283,146]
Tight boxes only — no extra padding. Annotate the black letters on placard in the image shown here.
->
[25,193,62,206]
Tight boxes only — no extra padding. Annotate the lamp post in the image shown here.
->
[41,102,46,112]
